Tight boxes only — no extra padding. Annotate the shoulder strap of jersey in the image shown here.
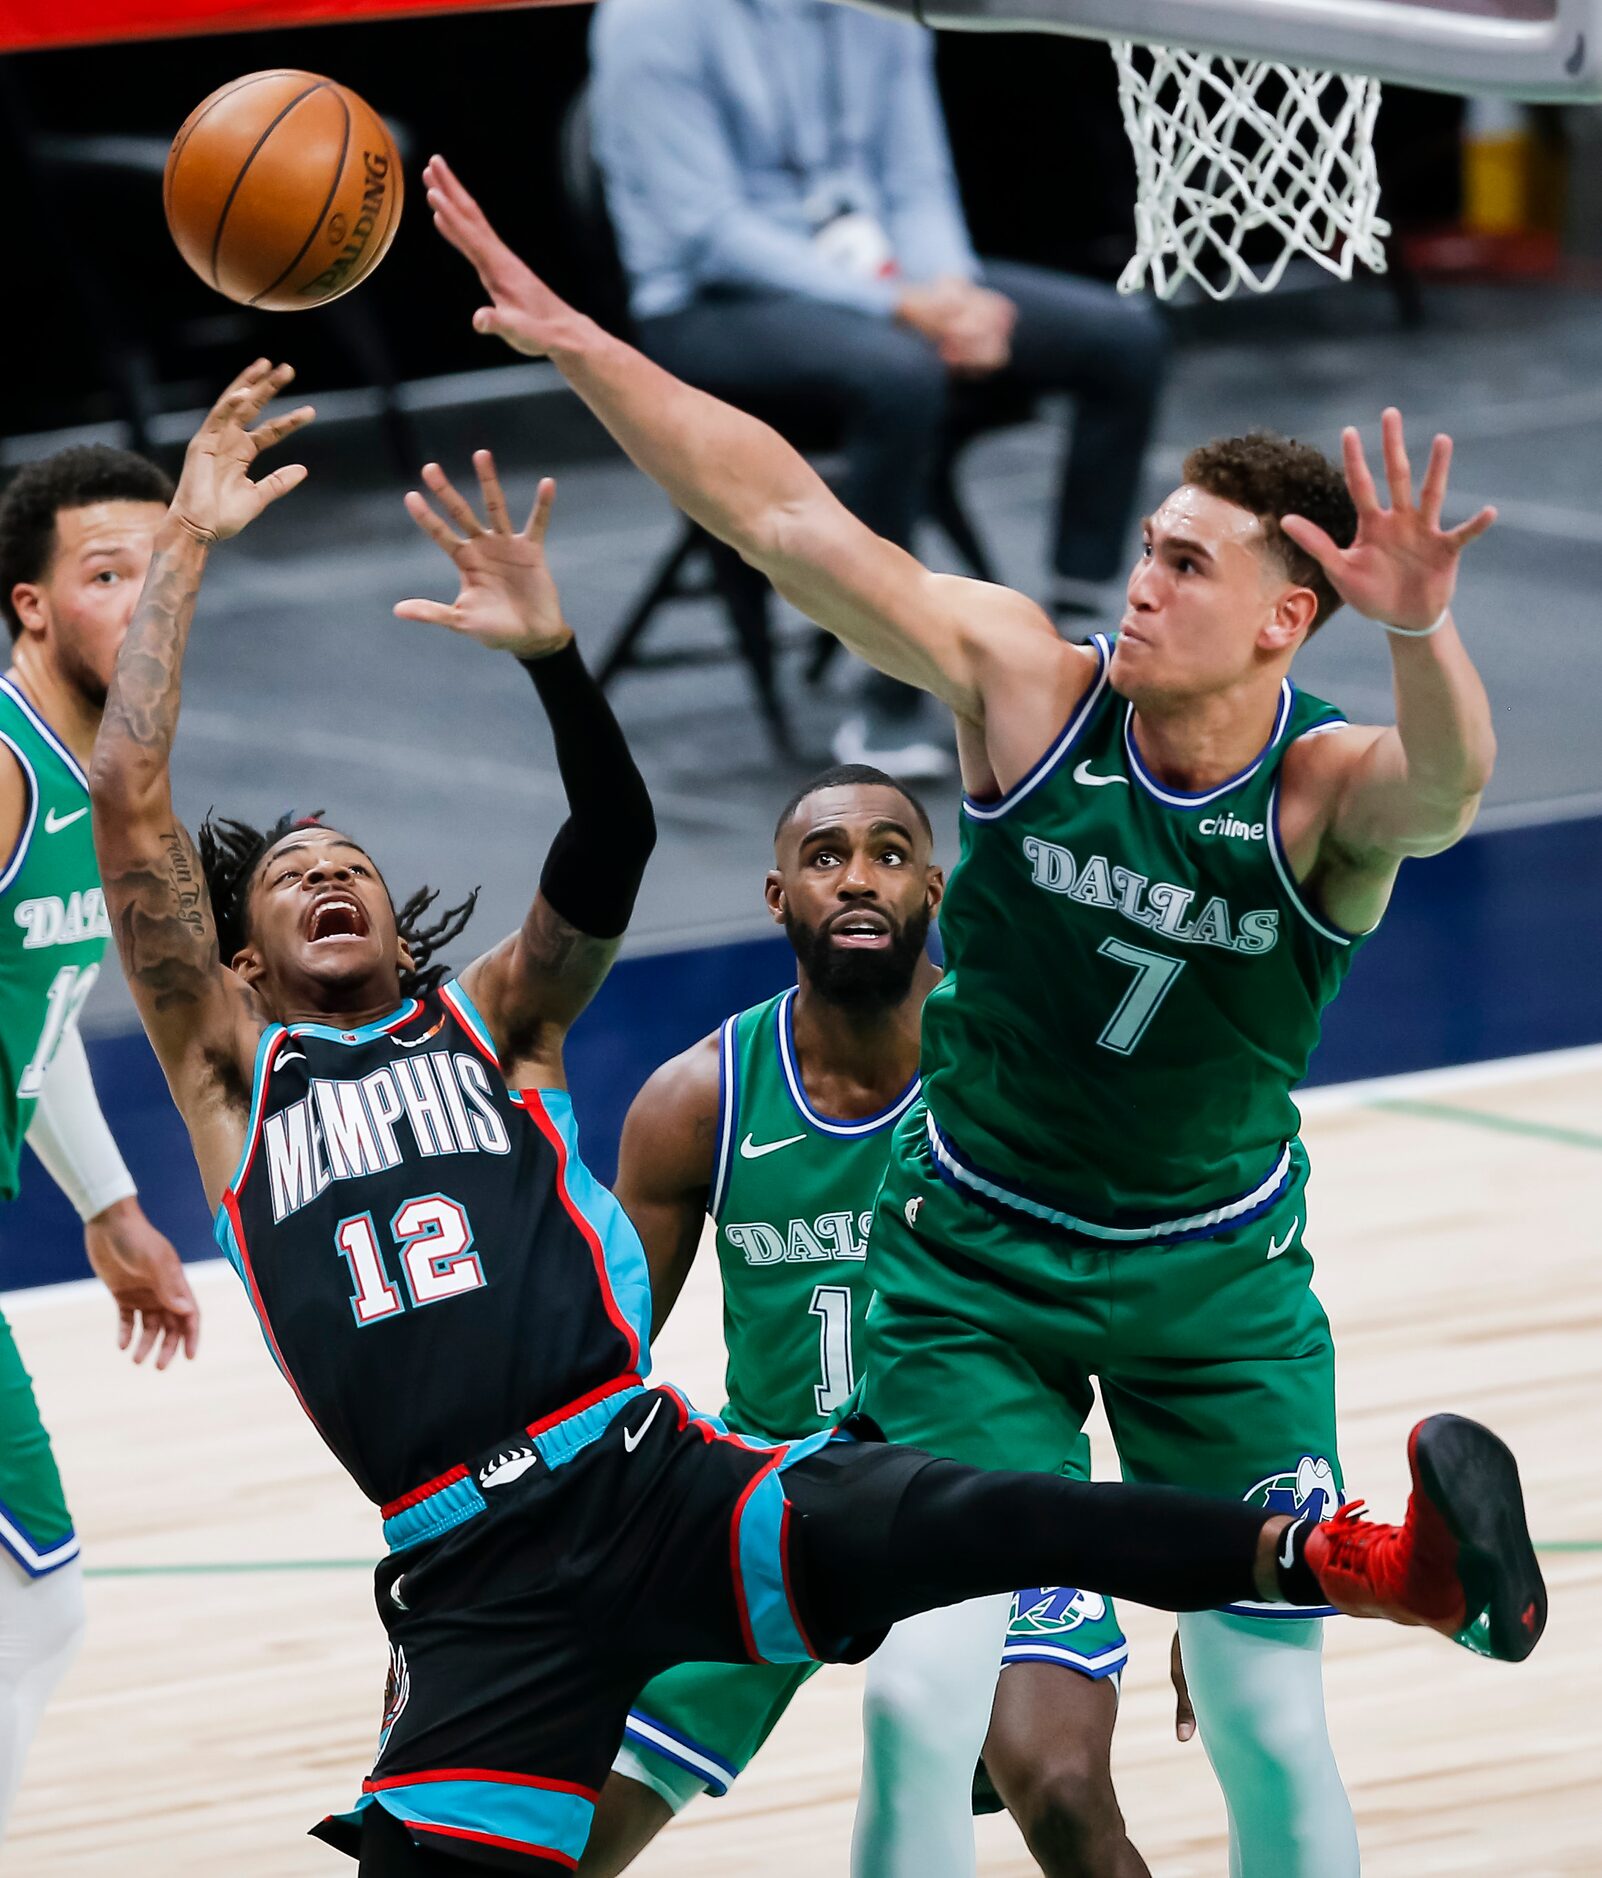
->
[708,1010,742,1220]
[0,723,39,896]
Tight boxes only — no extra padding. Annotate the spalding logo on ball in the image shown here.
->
[164,70,402,310]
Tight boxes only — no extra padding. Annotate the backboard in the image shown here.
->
[844,0,1602,99]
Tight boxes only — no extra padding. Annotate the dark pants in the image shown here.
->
[638,261,1170,720]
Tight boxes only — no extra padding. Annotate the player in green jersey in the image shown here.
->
[430,165,1527,1878]
[0,447,200,1836]
[580,766,1146,1878]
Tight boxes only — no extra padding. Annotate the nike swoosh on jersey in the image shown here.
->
[43,805,89,832]
[623,1398,662,1453]
[740,1131,806,1159]
[1071,760,1128,788]
[1267,1218,1300,1259]
[1279,1519,1301,1571]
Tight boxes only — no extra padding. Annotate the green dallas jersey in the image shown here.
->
[709,987,920,1445]
[0,676,110,1203]
[919,633,1369,1233]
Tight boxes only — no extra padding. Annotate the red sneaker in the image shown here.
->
[1304,1414,1546,1662]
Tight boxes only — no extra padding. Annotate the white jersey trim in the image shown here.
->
[0,1503,80,1577]
[1124,679,1294,809]
[0,729,39,895]
[961,635,1111,823]
[0,676,89,792]
[1000,1637,1130,1678]
[927,1112,1293,1244]
[776,988,920,1138]
[709,1015,739,1218]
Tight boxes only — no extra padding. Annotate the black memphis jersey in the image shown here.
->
[217,981,651,1508]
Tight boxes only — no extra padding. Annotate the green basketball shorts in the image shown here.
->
[0,1304,78,1577]
[860,1107,1342,1620]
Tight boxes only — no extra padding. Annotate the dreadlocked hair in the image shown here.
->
[196,810,479,998]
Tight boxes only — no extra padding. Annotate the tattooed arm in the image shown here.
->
[394,455,656,1088]
[89,361,314,1204]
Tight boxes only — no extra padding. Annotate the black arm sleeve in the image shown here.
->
[521,639,657,940]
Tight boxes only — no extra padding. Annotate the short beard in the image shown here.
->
[784,904,930,1012]
[57,639,108,713]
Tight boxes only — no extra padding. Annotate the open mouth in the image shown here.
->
[828,912,892,950]
[306,895,369,944]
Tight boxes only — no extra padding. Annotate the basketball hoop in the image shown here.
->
[1110,44,1389,301]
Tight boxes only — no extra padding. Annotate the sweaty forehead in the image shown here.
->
[1155,485,1268,553]
[51,500,168,562]
[260,828,373,873]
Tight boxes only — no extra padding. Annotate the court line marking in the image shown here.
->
[1367,1098,1602,1154]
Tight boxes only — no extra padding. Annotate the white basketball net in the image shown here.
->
[1110,44,1390,301]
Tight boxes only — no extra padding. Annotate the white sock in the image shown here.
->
[851,1594,1012,1878]
[1177,1609,1359,1878]
[0,1555,86,1840]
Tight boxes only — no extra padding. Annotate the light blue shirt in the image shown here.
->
[589,0,980,321]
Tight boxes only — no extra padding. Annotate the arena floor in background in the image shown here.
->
[6,1048,1600,1874]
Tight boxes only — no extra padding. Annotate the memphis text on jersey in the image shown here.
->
[264,1049,511,1224]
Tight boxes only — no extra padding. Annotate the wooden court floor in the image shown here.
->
[5,1048,1599,1875]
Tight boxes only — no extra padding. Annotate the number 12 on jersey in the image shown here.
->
[337,1195,485,1326]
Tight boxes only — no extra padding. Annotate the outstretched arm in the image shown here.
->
[1282,411,1497,933]
[420,156,1085,764]
[394,455,656,1086]
[612,1035,720,1330]
[91,361,313,1188]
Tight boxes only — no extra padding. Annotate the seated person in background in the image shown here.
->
[589,0,1170,779]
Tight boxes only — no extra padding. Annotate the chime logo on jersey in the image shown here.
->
[1245,1454,1340,1525]
[12,889,111,949]
[1009,1586,1107,1636]
[1020,836,1279,955]
[263,1049,512,1223]
[723,1210,872,1266]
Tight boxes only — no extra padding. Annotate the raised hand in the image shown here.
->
[424,154,586,359]
[1281,408,1496,634]
[83,1198,200,1370]
[394,451,572,659]
[170,359,315,545]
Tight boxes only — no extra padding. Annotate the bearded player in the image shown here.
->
[424,155,1534,1878]
[91,360,1540,1875]
[0,449,200,1839]
[584,768,1145,1878]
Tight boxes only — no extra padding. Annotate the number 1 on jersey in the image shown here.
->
[809,1283,855,1416]
[1095,938,1185,1055]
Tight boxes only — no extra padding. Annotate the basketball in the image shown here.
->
[164,70,403,311]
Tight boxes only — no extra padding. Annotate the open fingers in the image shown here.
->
[422,461,485,537]
[473,450,514,533]
[1280,512,1341,571]
[130,1310,160,1366]
[525,476,556,543]
[1340,425,1380,517]
[402,487,466,554]
[154,1317,182,1373]
[249,403,317,454]
[1381,406,1413,511]
[1446,504,1497,551]
[393,598,461,629]
[1417,432,1453,530]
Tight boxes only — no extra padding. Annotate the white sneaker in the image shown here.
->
[831,713,954,783]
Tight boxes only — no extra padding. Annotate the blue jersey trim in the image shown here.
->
[1221,1600,1340,1621]
[733,1465,813,1665]
[0,1497,79,1577]
[0,729,39,895]
[962,635,1111,823]
[623,1710,740,1798]
[221,1023,288,1202]
[1267,779,1373,947]
[439,978,500,1066]
[537,1090,654,1363]
[1123,679,1294,810]
[0,676,89,791]
[382,1474,488,1554]
[776,989,920,1138]
[709,1014,739,1219]
[286,998,421,1046]
[358,1777,595,1866]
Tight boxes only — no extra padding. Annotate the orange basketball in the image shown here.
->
[164,71,403,311]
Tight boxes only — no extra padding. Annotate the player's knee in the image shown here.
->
[860,1659,974,1774]
[1007,1753,1128,1876]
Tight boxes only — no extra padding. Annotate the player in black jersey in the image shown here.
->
[88,361,1546,1876]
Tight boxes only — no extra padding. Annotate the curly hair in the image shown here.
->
[1182,432,1357,631]
[196,810,480,999]
[0,445,174,641]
